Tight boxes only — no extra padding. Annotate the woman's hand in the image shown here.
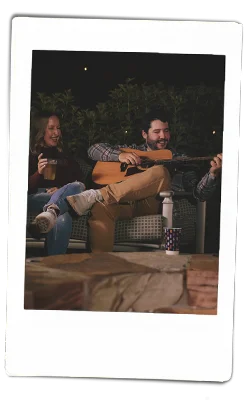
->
[38,153,48,175]
[46,187,59,195]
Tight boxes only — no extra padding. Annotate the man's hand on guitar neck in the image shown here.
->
[118,152,142,165]
[209,153,222,178]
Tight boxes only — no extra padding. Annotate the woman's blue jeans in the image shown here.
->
[27,181,85,256]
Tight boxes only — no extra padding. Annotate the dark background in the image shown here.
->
[31,50,225,109]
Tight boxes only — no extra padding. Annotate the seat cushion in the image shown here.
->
[114,215,163,243]
[71,215,89,241]
[26,212,163,243]
[26,200,196,246]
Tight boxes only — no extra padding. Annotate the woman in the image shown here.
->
[28,110,87,256]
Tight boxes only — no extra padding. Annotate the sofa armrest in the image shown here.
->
[159,191,174,227]
[159,190,193,227]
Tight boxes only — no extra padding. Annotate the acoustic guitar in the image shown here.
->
[92,148,212,185]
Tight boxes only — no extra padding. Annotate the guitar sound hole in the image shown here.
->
[141,161,154,168]
[125,167,145,177]
[120,163,128,172]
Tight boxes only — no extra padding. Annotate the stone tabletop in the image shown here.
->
[25,252,218,313]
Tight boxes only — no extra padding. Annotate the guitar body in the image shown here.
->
[92,149,173,185]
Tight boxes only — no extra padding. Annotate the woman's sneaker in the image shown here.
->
[28,208,58,238]
[67,189,103,216]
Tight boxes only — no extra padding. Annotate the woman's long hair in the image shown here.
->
[30,110,64,155]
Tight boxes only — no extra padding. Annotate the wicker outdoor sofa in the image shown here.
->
[26,157,206,253]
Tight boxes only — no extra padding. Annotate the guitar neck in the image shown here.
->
[119,148,213,164]
[146,156,213,167]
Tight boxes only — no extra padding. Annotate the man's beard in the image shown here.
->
[146,139,169,150]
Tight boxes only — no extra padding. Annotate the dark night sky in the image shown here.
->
[31,51,225,109]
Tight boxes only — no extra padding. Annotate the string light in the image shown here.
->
[212,130,216,135]
[84,67,88,71]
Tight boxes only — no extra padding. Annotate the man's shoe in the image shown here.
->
[67,189,103,216]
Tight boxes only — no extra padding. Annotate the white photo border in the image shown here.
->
[6,17,242,381]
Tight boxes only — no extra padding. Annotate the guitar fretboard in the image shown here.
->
[155,156,212,164]
[137,156,212,169]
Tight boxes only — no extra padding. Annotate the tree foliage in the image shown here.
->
[31,79,224,157]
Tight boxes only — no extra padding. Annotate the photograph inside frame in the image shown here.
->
[25,50,225,314]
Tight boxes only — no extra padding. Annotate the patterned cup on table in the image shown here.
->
[164,227,182,255]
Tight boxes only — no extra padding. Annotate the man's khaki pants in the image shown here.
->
[88,165,170,252]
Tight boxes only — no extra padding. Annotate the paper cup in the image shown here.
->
[164,227,182,255]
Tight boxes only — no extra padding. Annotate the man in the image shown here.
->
[66,110,222,252]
